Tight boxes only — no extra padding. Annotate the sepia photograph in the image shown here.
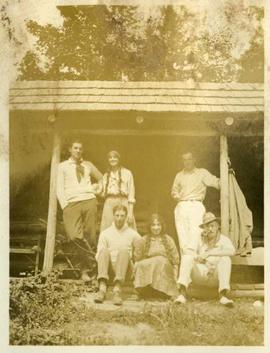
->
[0,0,269,350]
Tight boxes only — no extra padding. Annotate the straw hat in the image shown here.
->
[199,212,220,228]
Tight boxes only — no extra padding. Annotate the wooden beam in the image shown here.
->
[61,129,218,137]
[59,128,262,137]
[9,102,263,113]
[220,134,230,235]
[10,80,264,91]
[9,87,264,98]
[42,129,61,275]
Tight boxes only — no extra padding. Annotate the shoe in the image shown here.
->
[81,271,91,283]
[219,289,234,307]
[112,291,123,306]
[94,291,106,304]
[174,294,187,304]
[219,296,234,307]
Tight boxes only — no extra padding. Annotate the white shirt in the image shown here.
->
[171,168,220,202]
[57,158,103,209]
[198,233,235,269]
[96,223,141,263]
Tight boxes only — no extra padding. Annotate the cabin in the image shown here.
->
[9,80,264,292]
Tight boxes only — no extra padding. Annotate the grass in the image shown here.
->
[9,275,264,346]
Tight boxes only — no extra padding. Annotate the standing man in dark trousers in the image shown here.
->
[57,140,103,282]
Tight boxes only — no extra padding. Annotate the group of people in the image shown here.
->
[57,140,236,307]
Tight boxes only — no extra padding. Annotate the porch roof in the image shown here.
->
[9,80,264,113]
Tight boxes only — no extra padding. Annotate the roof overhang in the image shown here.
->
[9,80,264,113]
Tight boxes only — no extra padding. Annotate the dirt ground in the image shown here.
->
[66,291,264,345]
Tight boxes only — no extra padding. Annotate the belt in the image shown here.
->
[105,194,128,199]
[180,199,202,202]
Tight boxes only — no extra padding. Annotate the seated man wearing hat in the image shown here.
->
[175,212,236,306]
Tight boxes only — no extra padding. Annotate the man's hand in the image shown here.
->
[196,252,209,264]
[174,192,182,202]
[91,183,100,195]
[127,212,134,226]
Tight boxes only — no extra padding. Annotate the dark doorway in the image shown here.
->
[10,115,263,245]
[61,134,221,241]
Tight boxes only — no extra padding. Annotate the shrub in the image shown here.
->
[9,272,94,345]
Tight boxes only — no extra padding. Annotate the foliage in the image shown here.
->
[18,4,263,82]
[10,274,264,346]
[9,272,95,345]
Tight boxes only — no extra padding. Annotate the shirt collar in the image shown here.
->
[68,157,84,164]
[112,222,129,233]
[150,234,161,240]
[183,167,197,174]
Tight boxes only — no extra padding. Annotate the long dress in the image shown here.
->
[133,234,179,297]
[100,167,136,232]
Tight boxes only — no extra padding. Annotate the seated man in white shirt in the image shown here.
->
[94,205,141,305]
[175,212,236,306]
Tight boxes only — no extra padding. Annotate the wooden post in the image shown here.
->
[220,134,230,235]
[42,129,61,275]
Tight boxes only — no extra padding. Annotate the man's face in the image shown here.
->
[203,221,219,241]
[70,142,83,160]
[182,153,195,171]
[114,209,127,229]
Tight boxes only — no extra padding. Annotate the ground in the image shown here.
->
[9,276,264,346]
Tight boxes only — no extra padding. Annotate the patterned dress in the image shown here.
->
[133,234,179,297]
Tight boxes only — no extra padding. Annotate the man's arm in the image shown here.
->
[89,162,103,182]
[171,173,181,201]
[202,169,220,190]
[203,237,235,258]
[204,247,235,257]
[56,164,68,210]
[89,162,103,194]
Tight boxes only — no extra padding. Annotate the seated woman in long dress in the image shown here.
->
[100,150,136,232]
[134,213,179,299]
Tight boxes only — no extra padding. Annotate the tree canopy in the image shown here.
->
[18,4,263,82]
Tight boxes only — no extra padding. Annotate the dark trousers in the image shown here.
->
[63,198,97,271]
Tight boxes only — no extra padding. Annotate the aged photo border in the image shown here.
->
[0,0,269,352]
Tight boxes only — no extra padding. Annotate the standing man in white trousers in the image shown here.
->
[171,152,220,255]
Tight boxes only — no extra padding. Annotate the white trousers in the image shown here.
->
[178,254,232,292]
[174,201,205,255]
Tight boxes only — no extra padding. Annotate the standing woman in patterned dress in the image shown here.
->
[99,150,136,232]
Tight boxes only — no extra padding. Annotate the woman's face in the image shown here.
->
[108,154,120,168]
[150,219,162,236]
